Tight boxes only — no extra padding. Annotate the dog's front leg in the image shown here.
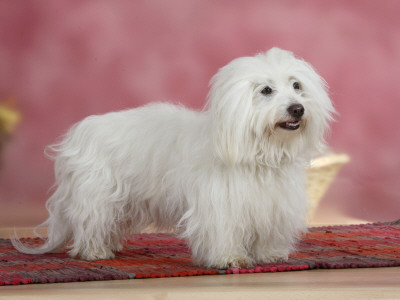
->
[251,234,292,264]
[183,209,255,269]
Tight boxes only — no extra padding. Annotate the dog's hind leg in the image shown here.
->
[67,204,127,260]
[63,173,132,260]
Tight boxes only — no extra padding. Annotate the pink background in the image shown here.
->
[1,0,399,226]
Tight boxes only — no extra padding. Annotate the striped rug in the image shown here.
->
[1,220,399,285]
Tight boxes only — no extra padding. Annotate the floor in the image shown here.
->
[1,268,399,299]
[1,225,400,299]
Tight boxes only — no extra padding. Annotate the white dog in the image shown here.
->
[13,48,334,269]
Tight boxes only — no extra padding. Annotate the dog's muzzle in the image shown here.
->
[278,104,305,131]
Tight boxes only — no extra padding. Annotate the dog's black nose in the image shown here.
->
[287,104,305,118]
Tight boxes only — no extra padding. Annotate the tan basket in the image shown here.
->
[306,153,350,219]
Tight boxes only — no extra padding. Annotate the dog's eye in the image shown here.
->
[261,86,273,95]
[293,82,301,90]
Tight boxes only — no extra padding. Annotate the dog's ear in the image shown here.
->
[207,64,255,166]
[266,48,335,154]
[295,60,336,154]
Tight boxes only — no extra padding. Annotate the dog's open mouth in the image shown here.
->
[278,120,301,130]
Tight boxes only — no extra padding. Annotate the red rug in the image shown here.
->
[1,221,399,286]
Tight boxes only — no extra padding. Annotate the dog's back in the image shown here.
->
[13,103,210,260]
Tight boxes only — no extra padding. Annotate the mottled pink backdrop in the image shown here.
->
[1,0,399,226]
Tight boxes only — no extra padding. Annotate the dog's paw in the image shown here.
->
[112,243,124,252]
[214,256,254,269]
[72,248,116,261]
[254,251,289,264]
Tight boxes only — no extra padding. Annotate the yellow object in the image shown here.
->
[306,153,350,219]
[0,99,21,134]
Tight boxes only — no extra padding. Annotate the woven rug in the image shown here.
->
[1,220,399,286]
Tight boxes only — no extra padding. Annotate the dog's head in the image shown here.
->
[208,47,335,167]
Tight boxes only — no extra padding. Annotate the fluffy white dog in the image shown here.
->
[13,48,334,269]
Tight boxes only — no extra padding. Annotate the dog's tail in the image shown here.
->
[11,217,70,255]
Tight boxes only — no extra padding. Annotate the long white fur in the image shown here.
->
[12,48,334,268]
